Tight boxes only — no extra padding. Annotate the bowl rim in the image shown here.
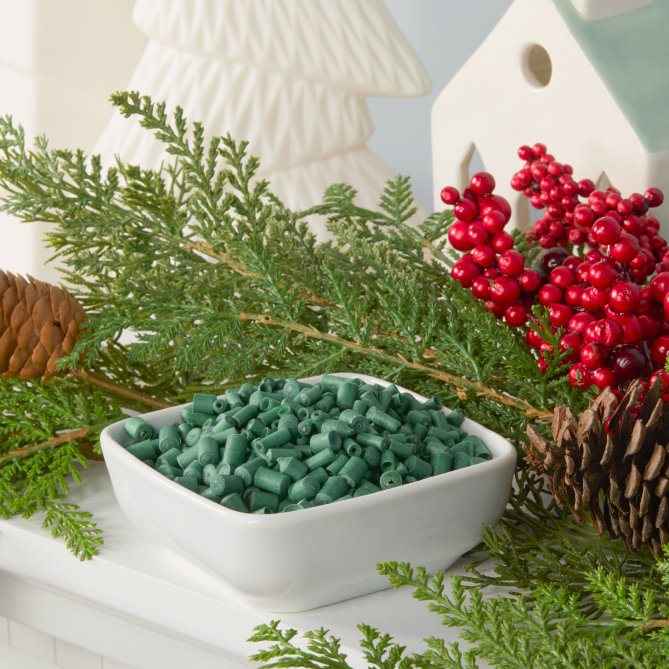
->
[101,372,517,528]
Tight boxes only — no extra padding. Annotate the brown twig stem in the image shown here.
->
[238,313,553,421]
[70,369,174,409]
[0,425,101,463]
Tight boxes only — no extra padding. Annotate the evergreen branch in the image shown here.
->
[238,313,553,421]
[69,368,175,409]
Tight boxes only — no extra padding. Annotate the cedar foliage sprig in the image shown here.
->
[0,93,662,655]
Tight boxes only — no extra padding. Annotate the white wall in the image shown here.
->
[367,0,514,213]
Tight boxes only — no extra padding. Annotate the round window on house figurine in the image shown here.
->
[522,44,552,88]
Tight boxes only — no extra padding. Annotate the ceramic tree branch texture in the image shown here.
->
[95,0,431,237]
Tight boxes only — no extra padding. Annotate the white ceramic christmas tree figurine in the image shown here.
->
[95,0,430,235]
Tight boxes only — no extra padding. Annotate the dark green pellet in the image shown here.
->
[157,464,181,480]
[431,451,453,475]
[335,381,359,410]
[288,476,320,502]
[125,416,157,441]
[282,504,303,512]
[213,398,229,414]
[225,389,244,408]
[185,428,201,447]
[277,456,308,482]
[352,487,373,498]
[339,456,368,487]
[210,474,244,496]
[360,391,381,410]
[356,433,389,451]
[431,411,449,431]
[449,442,469,457]
[216,462,234,476]
[247,419,265,437]
[175,476,198,492]
[305,447,337,470]
[394,462,408,477]
[156,447,181,468]
[315,393,336,412]
[389,440,413,459]
[470,456,487,464]
[473,442,492,461]
[176,445,200,470]
[225,403,259,429]
[404,475,418,484]
[310,467,329,485]
[453,452,471,469]
[446,410,465,427]
[234,457,265,486]
[223,433,248,466]
[258,405,282,425]
[343,438,362,457]
[380,470,402,490]
[254,467,292,497]
[359,479,381,493]
[203,463,217,484]
[315,476,347,505]
[187,412,214,427]
[197,436,219,466]
[326,453,349,475]
[425,441,447,455]
[298,419,314,436]
[377,390,393,412]
[321,374,348,389]
[200,488,221,503]
[177,423,192,441]
[259,397,280,411]
[278,414,299,437]
[407,410,430,427]
[310,431,342,453]
[361,446,381,469]
[248,490,280,513]
[259,428,292,450]
[180,406,191,423]
[282,379,309,399]
[184,461,204,482]
[220,493,248,512]
[320,419,354,438]
[298,385,324,407]
[405,455,433,479]
[352,399,368,415]
[193,393,217,414]
[423,397,444,411]
[264,448,303,466]
[158,424,181,453]
[412,423,428,440]
[281,396,303,415]
[295,443,312,457]
[380,451,397,472]
[127,440,158,461]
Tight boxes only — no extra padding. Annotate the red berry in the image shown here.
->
[630,252,648,270]
[650,370,669,393]
[532,143,547,157]
[541,247,570,272]
[471,276,490,300]
[454,198,478,222]
[534,219,550,236]
[484,300,505,319]
[537,359,549,374]
[575,262,593,284]
[578,179,596,198]
[585,249,604,264]
[622,214,640,234]
[549,303,574,328]
[548,220,566,237]
[617,199,634,216]
[574,205,595,228]
[651,336,669,366]
[565,284,584,306]
[549,266,575,290]
[531,194,544,209]
[588,261,618,290]
[581,286,610,312]
[482,211,506,234]
[606,192,622,209]
[647,216,660,230]
[479,195,512,223]
[520,269,541,292]
[593,367,617,390]
[646,188,664,207]
[569,363,593,389]
[639,314,659,340]
[526,328,544,349]
[610,233,640,263]
[612,347,646,380]
[504,304,528,327]
[451,260,480,288]
[441,186,460,205]
[630,193,647,211]
[470,172,496,197]
[472,244,496,268]
[595,318,623,348]
[569,311,596,335]
[592,217,621,246]
[615,314,644,344]
[559,332,582,364]
[498,250,525,276]
[589,190,607,206]
[609,281,641,313]
[517,169,533,187]
[581,342,609,370]
[649,272,669,304]
[538,284,562,306]
[448,221,475,251]
[488,276,521,307]
[518,145,532,161]
[468,222,489,246]
[491,231,515,253]
[483,267,499,279]
[584,321,600,343]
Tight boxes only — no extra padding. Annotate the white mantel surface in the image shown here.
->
[0,462,496,669]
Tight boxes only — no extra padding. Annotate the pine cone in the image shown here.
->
[0,271,86,383]
[524,377,669,556]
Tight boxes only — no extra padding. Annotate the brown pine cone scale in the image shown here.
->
[524,377,669,555]
[0,271,86,382]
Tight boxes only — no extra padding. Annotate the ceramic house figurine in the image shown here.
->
[432,0,669,234]
[95,0,431,237]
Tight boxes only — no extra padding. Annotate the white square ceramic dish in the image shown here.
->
[100,373,516,612]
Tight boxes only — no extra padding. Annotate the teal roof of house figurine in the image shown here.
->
[552,0,669,153]
[432,0,669,234]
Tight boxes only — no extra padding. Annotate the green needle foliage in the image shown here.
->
[0,93,664,657]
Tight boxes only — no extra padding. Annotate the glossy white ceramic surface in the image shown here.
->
[101,373,516,612]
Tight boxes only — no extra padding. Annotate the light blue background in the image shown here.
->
[367,0,514,213]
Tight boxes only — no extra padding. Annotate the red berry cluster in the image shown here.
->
[444,172,536,327]
[444,145,669,401]
[511,143,668,282]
